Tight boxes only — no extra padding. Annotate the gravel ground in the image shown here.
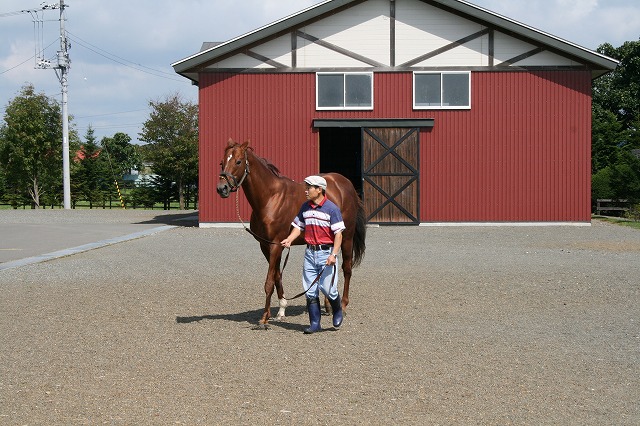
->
[1,211,639,425]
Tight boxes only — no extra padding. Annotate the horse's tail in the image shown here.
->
[352,198,366,268]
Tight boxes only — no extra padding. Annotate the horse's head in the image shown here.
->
[217,139,250,198]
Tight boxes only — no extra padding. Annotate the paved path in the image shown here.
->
[0,210,197,270]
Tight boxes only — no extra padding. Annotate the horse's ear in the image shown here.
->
[241,140,250,149]
[227,138,235,148]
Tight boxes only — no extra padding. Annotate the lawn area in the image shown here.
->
[593,215,640,230]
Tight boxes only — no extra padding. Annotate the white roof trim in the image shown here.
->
[172,0,618,77]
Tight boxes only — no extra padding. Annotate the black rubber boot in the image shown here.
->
[329,294,343,328]
[304,297,322,334]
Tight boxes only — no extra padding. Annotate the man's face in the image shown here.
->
[305,184,322,200]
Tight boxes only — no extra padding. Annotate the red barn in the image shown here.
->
[172,0,617,226]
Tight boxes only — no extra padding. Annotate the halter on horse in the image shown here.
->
[216,139,366,327]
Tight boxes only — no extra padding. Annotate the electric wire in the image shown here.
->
[0,36,58,74]
[65,31,178,77]
[74,109,150,119]
[65,31,187,83]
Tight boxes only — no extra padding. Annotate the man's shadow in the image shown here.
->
[176,305,307,331]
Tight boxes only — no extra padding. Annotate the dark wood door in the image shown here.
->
[362,127,419,224]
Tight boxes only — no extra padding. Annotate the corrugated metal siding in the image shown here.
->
[423,70,592,222]
[199,70,592,223]
[199,73,319,223]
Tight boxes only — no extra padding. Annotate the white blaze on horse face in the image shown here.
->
[226,154,233,166]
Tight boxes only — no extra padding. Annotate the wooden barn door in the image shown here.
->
[362,128,419,224]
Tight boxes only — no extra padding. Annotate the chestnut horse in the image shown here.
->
[216,140,366,326]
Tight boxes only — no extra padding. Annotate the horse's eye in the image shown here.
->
[236,160,242,165]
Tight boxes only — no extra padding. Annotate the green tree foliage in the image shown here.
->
[71,126,110,208]
[594,40,640,130]
[592,39,640,206]
[101,132,142,178]
[0,84,66,208]
[139,93,198,210]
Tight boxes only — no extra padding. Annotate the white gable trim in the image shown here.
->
[173,0,617,79]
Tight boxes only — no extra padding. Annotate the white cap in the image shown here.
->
[304,175,327,190]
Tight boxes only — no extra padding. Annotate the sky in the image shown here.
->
[1,0,639,145]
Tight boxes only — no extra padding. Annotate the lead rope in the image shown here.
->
[285,264,336,301]
[234,188,335,300]
[235,188,291,272]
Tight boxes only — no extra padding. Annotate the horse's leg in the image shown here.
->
[323,297,331,315]
[340,237,354,311]
[258,244,276,325]
[272,247,287,320]
[258,245,287,324]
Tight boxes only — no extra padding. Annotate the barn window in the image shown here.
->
[316,72,373,110]
[413,72,470,109]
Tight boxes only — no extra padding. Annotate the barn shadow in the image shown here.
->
[176,305,307,331]
[136,211,199,227]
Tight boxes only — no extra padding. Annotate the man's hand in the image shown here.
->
[281,237,293,248]
[281,227,301,247]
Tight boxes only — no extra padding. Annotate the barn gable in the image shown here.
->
[173,0,616,78]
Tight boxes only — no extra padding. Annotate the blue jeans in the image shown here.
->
[303,247,339,300]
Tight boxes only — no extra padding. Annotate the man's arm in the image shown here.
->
[327,231,342,265]
[281,226,302,248]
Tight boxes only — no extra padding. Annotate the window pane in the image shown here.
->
[345,74,372,107]
[318,74,344,107]
[415,74,441,106]
[442,73,469,106]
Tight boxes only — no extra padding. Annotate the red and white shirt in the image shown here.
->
[292,196,345,245]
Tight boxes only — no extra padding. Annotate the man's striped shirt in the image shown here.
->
[292,196,345,245]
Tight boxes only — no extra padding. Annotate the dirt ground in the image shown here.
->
[1,213,638,425]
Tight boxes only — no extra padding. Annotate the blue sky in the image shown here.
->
[1,0,638,145]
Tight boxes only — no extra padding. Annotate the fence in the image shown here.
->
[595,199,629,215]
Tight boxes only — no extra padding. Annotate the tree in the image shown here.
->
[101,132,142,179]
[71,126,110,208]
[139,93,198,210]
[594,40,640,130]
[0,84,65,208]
[592,39,640,206]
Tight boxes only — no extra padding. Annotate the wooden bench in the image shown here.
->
[596,199,629,215]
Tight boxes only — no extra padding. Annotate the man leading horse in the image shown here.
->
[281,175,344,334]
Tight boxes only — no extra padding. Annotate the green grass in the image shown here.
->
[0,201,196,210]
[592,215,640,230]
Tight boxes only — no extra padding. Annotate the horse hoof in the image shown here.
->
[252,323,270,330]
[274,315,286,321]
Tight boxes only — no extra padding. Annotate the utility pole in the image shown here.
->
[28,1,71,209]
[57,0,71,209]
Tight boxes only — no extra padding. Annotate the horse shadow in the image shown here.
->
[176,305,308,331]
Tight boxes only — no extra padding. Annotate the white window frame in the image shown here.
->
[413,71,471,110]
[316,72,374,111]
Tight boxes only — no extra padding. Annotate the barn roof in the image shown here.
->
[172,0,618,81]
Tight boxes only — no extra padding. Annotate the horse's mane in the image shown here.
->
[246,146,281,177]
[230,142,282,177]
[261,157,282,177]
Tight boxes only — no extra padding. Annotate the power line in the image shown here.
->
[74,109,150,119]
[77,123,143,130]
[0,55,35,74]
[0,10,30,18]
[66,31,178,77]
[0,38,59,74]
[65,32,188,83]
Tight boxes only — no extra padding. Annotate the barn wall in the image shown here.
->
[425,71,592,222]
[198,70,592,223]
